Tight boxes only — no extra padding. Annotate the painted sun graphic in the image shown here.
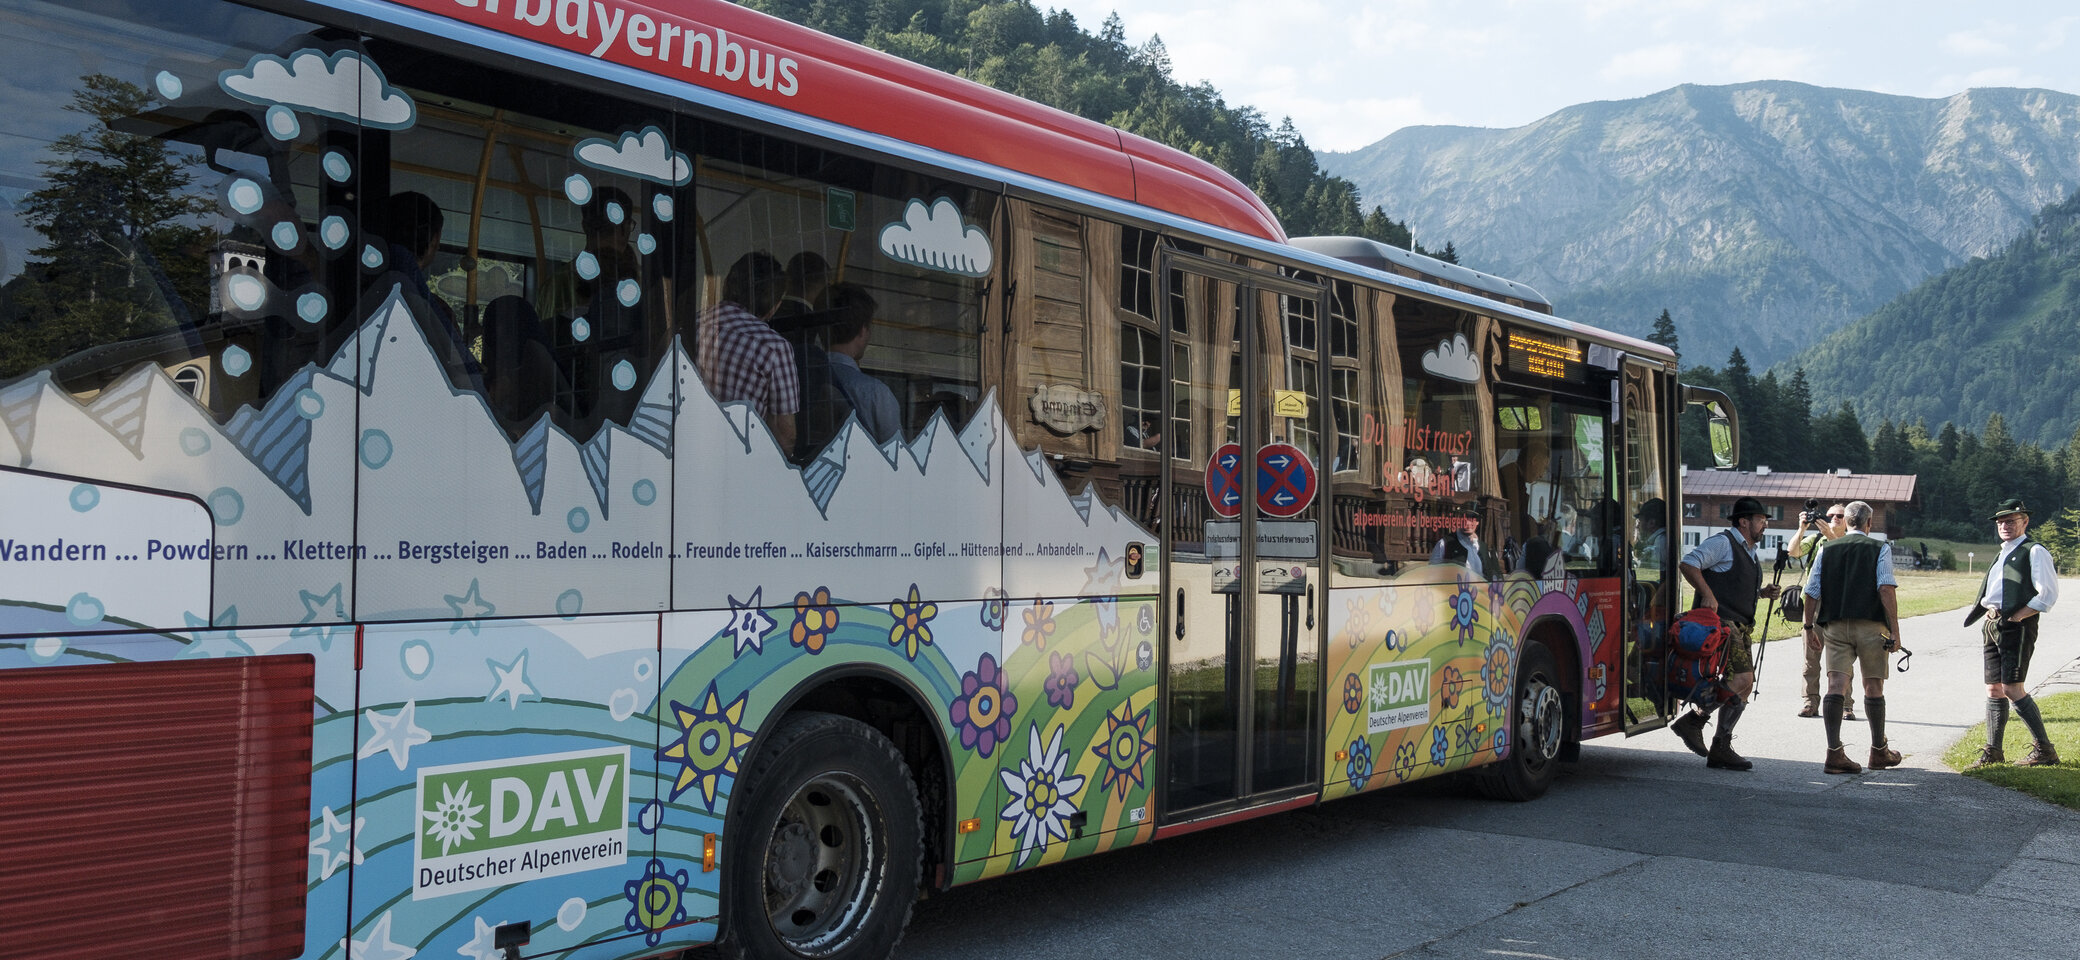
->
[1090,701,1154,801]
[659,682,753,811]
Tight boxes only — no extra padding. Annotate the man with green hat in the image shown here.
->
[1965,498,2061,768]
[1672,495,1780,770]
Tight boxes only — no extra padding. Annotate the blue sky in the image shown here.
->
[1046,1,2080,152]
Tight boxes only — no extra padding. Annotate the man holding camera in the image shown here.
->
[1791,501,1857,720]
[1673,496,1779,770]
[1965,498,2061,768]
[1801,501,1901,774]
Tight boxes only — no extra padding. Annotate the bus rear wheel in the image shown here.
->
[723,712,922,960]
[1474,641,1564,802]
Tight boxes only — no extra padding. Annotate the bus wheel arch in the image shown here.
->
[1523,614,1584,755]
[1473,622,1571,802]
[718,669,952,955]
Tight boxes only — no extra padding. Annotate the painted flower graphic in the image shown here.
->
[659,682,754,811]
[1091,701,1154,800]
[887,583,938,660]
[1346,736,1374,790]
[623,858,689,946]
[1480,634,1515,711]
[1439,664,1464,709]
[981,587,1008,631]
[1451,581,1480,646]
[421,781,484,855]
[1384,629,1405,652]
[952,653,1017,757]
[1343,596,1374,648]
[1487,578,1506,619]
[1430,726,1450,766]
[1454,722,1480,753]
[1342,672,1364,714]
[1044,651,1079,709]
[790,586,839,653]
[1393,741,1419,781]
[999,723,1087,866]
[1020,600,1057,650]
[1493,726,1509,759]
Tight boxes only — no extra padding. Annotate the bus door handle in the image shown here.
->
[1175,588,1185,639]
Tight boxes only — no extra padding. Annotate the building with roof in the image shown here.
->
[1678,466,1919,560]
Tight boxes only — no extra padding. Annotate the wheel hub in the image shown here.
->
[1518,678,1563,763]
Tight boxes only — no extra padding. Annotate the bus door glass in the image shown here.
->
[1621,361,1675,730]
[1159,252,1325,817]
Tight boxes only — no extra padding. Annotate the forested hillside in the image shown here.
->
[734,0,1442,252]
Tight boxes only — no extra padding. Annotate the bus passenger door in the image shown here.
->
[1620,361,1676,732]
[1159,252,1326,818]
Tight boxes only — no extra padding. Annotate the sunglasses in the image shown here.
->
[1825,513,1844,520]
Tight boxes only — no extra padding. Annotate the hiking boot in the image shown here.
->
[1824,747,1862,775]
[1707,737,1754,771]
[1868,743,1902,770]
[1797,701,1819,718]
[1671,711,1710,757]
[1969,745,2005,769]
[2018,742,2063,767]
[1843,705,1858,722]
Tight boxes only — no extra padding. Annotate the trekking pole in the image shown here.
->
[1752,511,1821,700]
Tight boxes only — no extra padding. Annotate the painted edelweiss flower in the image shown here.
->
[1021,599,1057,650]
[1346,736,1374,791]
[887,583,938,660]
[998,723,1087,866]
[951,653,1017,757]
[790,587,839,653]
[1044,651,1079,710]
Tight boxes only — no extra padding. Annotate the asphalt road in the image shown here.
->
[884,584,2080,960]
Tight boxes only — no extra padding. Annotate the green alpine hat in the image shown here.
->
[1988,498,2030,521]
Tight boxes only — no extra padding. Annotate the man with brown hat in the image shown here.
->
[1801,500,1901,774]
[1672,495,1780,770]
[1965,498,2061,768]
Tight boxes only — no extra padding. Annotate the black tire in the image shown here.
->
[721,712,923,960]
[1474,640,1564,802]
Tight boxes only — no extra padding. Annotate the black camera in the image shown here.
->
[1804,498,1819,511]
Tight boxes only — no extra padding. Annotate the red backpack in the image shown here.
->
[1667,607,1734,707]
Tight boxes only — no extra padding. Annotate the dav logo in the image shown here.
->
[414,746,629,900]
[1367,661,1430,734]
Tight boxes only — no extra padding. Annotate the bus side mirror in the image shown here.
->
[1681,384,1739,469]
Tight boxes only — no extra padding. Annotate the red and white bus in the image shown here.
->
[0,1,1737,958]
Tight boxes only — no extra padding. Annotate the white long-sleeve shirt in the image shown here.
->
[1982,536,2059,615]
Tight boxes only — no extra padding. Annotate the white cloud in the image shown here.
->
[219,50,414,130]
[1941,29,2011,58]
[1420,333,1479,383]
[878,198,992,277]
[1600,43,1693,83]
[574,127,692,186]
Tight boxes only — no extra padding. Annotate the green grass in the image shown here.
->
[1892,568,1985,620]
[1943,691,2080,811]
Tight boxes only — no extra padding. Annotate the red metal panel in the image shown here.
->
[0,656,315,960]
[382,0,1283,240]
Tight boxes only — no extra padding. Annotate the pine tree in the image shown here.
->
[1646,309,1679,361]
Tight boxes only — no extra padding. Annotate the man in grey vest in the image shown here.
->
[1801,500,1901,774]
[1964,498,2061,767]
[1672,496,1780,770]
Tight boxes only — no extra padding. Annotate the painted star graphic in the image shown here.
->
[484,651,538,710]
[457,916,505,960]
[292,583,349,649]
[309,804,365,880]
[358,701,433,771]
[725,588,777,657]
[178,605,253,659]
[341,911,416,960]
[445,579,495,635]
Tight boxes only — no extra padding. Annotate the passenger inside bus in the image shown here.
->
[362,191,483,395]
[696,251,798,451]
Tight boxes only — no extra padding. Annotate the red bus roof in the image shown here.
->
[385,0,1287,241]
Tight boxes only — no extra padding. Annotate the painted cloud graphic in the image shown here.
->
[574,126,693,186]
[219,49,416,130]
[1421,333,1480,382]
[879,198,992,277]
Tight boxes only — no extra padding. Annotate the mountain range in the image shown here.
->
[1318,81,2080,368]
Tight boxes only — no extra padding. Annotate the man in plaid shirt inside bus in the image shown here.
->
[698,251,799,452]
